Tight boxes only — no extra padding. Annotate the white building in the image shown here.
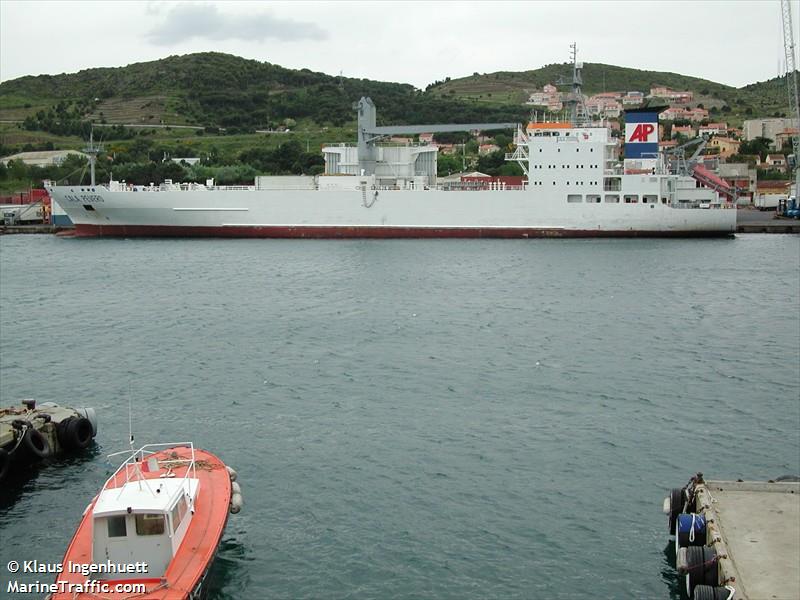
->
[743,118,799,145]
[0,150,88,167]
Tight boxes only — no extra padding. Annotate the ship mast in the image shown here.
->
[83,128,102,186]
[559,43,589,126]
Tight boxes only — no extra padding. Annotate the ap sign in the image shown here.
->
[624,111,659,159]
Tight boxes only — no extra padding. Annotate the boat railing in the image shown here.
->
[104,442,197,504]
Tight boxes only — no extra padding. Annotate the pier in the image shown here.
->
[666,475,800,600]
[0,400,98,483]
[694,480,799,600]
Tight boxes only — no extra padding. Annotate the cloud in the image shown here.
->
[146,3,327,45]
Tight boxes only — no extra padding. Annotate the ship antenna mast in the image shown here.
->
[83,128,103,186]
[556,43,589,126]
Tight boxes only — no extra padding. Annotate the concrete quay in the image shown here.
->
[695,480,800,600]
[0,224,73,234]
[736,209,800,233]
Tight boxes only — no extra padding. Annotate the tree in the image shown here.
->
[437,153,462,176]
[739,137,772,161]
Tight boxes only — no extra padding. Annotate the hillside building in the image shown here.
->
[0,150,88,167]
[763,154,788,171]
[743,118,799,145]
[649,87,693,103]
[708,136,740,158]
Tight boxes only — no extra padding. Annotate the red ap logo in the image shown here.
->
[628,123,655,143]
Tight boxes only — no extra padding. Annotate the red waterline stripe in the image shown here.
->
[70,224,734,239]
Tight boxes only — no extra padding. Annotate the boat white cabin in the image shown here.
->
[91,443,198,579]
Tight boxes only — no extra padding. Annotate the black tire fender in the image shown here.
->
[59,417,93,451]
[23,428,50,459]
[685,546,718,598]
[692,585,731,600]
[669,487,684,533]
[0,448,9,482]
[56,417,75,449]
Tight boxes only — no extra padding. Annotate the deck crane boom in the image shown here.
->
[354,97,518,176]
[781,0,800,198]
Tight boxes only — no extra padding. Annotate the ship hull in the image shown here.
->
[50,186,738,238]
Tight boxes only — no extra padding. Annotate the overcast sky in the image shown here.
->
[0,1,796,89]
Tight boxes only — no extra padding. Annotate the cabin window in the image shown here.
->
[107,516,127,538]
[567,194,582,203]
[624,194,639,204]
[604,195,620,203]
[171,496,189,533]
[83,205,95,211]
[135,513,166,536]
[643,195,658,204]
[587,194,601,203]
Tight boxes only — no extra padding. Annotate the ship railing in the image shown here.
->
[436,183,526,191]
[104,442,197,505]
[668,201,732,209]
[206,185,256,191]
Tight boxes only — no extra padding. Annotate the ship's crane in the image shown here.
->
[354,97,518,176]
[663,135,708,175]
[781,0,800,198]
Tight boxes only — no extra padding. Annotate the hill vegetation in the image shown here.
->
[427,62,795,125]
[0,52,795,193]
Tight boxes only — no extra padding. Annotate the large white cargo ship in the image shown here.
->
[46,60,736,238]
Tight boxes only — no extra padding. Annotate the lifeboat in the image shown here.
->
[49,443,241,599]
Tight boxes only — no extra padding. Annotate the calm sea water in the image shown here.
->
[1,234,798,600]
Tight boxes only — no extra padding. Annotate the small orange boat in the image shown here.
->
[48,443,242,600]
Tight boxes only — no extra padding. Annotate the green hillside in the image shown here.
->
[0,52,526,130]
[428,62,796,126]
[0,53,794,192]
